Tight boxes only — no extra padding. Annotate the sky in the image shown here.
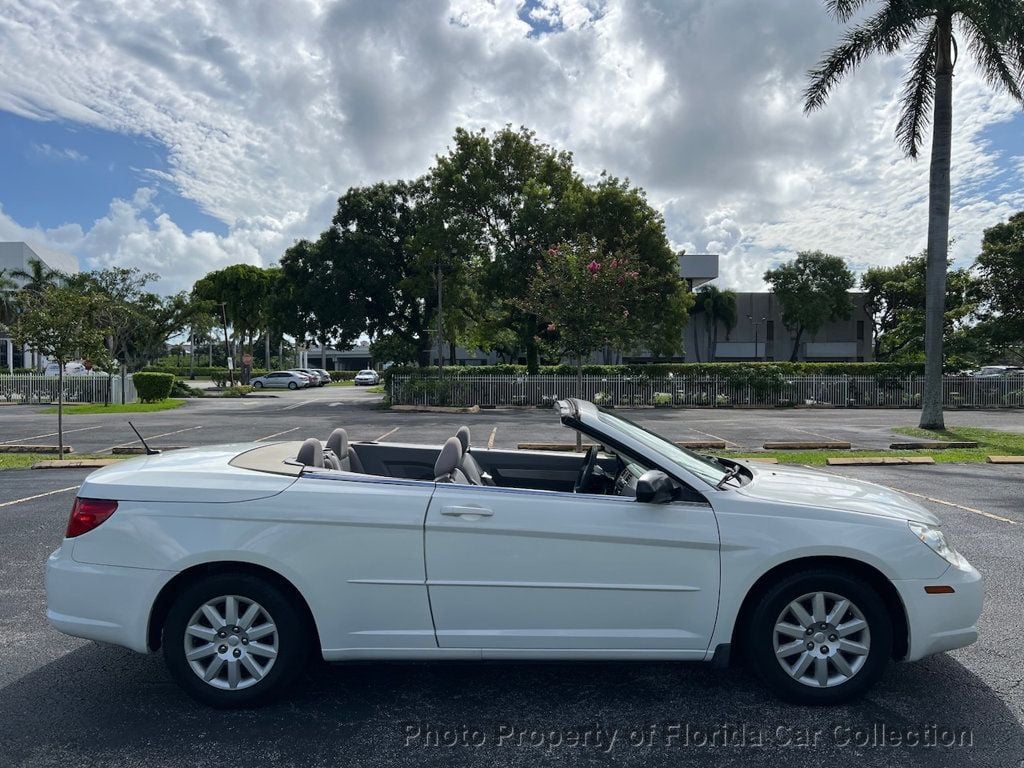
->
[0,0,1022,295]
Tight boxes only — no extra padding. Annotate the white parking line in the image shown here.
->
[1,425,104,444]
[888,487,1017,525]
[488,427,497,449]
[101,425,203,453]
[789,425,848,443]
[256,427,301,442]
[374,427,400,442]
[281,399,316,411]
[0,486,79,509]
[817,467,1017,525]
[684,426,739,448]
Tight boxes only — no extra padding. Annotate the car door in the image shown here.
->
[424,484,720,655]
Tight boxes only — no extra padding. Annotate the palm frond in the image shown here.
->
[958,0,1024,103]
[804,1,925,112]
[825,0,874,23]
[895,25,938,158]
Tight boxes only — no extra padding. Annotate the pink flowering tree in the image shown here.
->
[514,237,654,396]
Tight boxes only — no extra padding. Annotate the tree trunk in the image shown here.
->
[712,322,719,361]
[321,336,327,370]
[449,341,456,366]
[264,332,271,372]
[690,318,702,362]
[790,327,804,362]
[706,316,714,362]
[919,16,954,430]
[526,329,539,375]
[575,359,583,450]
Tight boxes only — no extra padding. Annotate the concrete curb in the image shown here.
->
[763,441,851,450]
[0,445,73,454]
[516,441,727,452]
[827,456,935,466]
[987,456,1024,464]
[738,457,778,464]
[391,405,481,414]
[889,441,979,450]
[31,459,122,469]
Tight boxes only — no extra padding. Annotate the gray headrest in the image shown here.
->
[296,438,324,468]
[456,426,471,453]
[327,428,349,459]
[434,436,463,478]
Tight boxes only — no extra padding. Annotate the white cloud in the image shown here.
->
[0,0,1021,293]
[30,143,88,162]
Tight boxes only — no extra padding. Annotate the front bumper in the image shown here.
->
[46,543,172,653]
[893,560,984,662]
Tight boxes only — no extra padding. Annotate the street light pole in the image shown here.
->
[219,302,234,387]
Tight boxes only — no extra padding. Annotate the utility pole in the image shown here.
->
[219,302,234,387]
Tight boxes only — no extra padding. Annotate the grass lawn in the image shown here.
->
[366,385,385,394]
[707,426,1024,466]
[0,454,129,471]
[327,381,354,387]
[39,399,188,415]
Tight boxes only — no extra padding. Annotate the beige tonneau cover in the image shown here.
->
[228,441,306,476]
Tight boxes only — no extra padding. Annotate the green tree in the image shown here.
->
[8,286,113,455]
[0,269,15,326]
[691,285,738,362]
[804,0,1024,428]
[975,210,1024,351]
[861,253,983,364]
[10,257,62,293]
[430,126,586,372]
[192,264,275,366]
[764,251,855,361]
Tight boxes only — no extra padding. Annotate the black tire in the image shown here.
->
[252,381,263,389]
[746,569,892,705]
[163,573,310,708]
[288,381,298,390]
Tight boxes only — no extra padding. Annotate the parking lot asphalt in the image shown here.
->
[1,394,1023,767]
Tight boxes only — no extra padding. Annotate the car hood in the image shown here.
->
[734,462,941,525]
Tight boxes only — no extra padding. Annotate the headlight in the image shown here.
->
[908,522,970,570]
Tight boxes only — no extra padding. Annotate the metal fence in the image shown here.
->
[390,374,1024,409]
[0,374,137,405]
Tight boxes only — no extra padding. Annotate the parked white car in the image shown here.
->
[46,399,982,708]
[292,368,329,386]
[353,369,380,385]
[249,371,310,390]
[43,361,106,376]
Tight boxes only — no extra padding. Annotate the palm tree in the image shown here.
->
[11,257,62,293]
[694,285,738,361]
[0,269,15,325]
[804,0,1024,430]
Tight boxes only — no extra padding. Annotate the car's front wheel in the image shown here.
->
[288,381,298,390]
[163,573,309,708]
[747,570,892,705]
[252,381,263,389]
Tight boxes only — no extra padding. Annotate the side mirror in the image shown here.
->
[635,470,674,504]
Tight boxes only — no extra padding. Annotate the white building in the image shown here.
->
[0,242,79,372]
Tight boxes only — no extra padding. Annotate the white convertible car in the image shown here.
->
[46,399,982,708]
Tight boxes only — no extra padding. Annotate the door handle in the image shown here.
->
[440,505,494,518]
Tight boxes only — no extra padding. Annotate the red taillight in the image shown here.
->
[66,498,118,538]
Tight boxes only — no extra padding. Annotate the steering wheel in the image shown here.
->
[574,445,598,493]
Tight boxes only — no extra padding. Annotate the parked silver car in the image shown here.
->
[292,368,329,386]
[250,371,311,390]
[353,369,381,385]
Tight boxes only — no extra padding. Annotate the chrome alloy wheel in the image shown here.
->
[184,595,279,690]
[772,591,871,688]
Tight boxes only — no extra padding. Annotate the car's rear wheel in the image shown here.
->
[163,573,309,708]
[747,570,892,705]
[288,381,298,390]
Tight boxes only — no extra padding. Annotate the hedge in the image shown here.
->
[382,362,926,385]
[133,372,175,403]
[329,370,359,381]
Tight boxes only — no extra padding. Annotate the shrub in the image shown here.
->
[329,370,358,381]
[170,379,204,398]
[220,385,252,398]
[133,372,175,403]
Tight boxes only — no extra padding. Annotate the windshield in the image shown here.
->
[594,409,731,487]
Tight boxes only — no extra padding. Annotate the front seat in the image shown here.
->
[455,426,493,486]
[295,438,324,469]
[326,428,364,473]
[434,437,471,484]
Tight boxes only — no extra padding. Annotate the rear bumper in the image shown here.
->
[46,544,172,654]
[894,560,984,661]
